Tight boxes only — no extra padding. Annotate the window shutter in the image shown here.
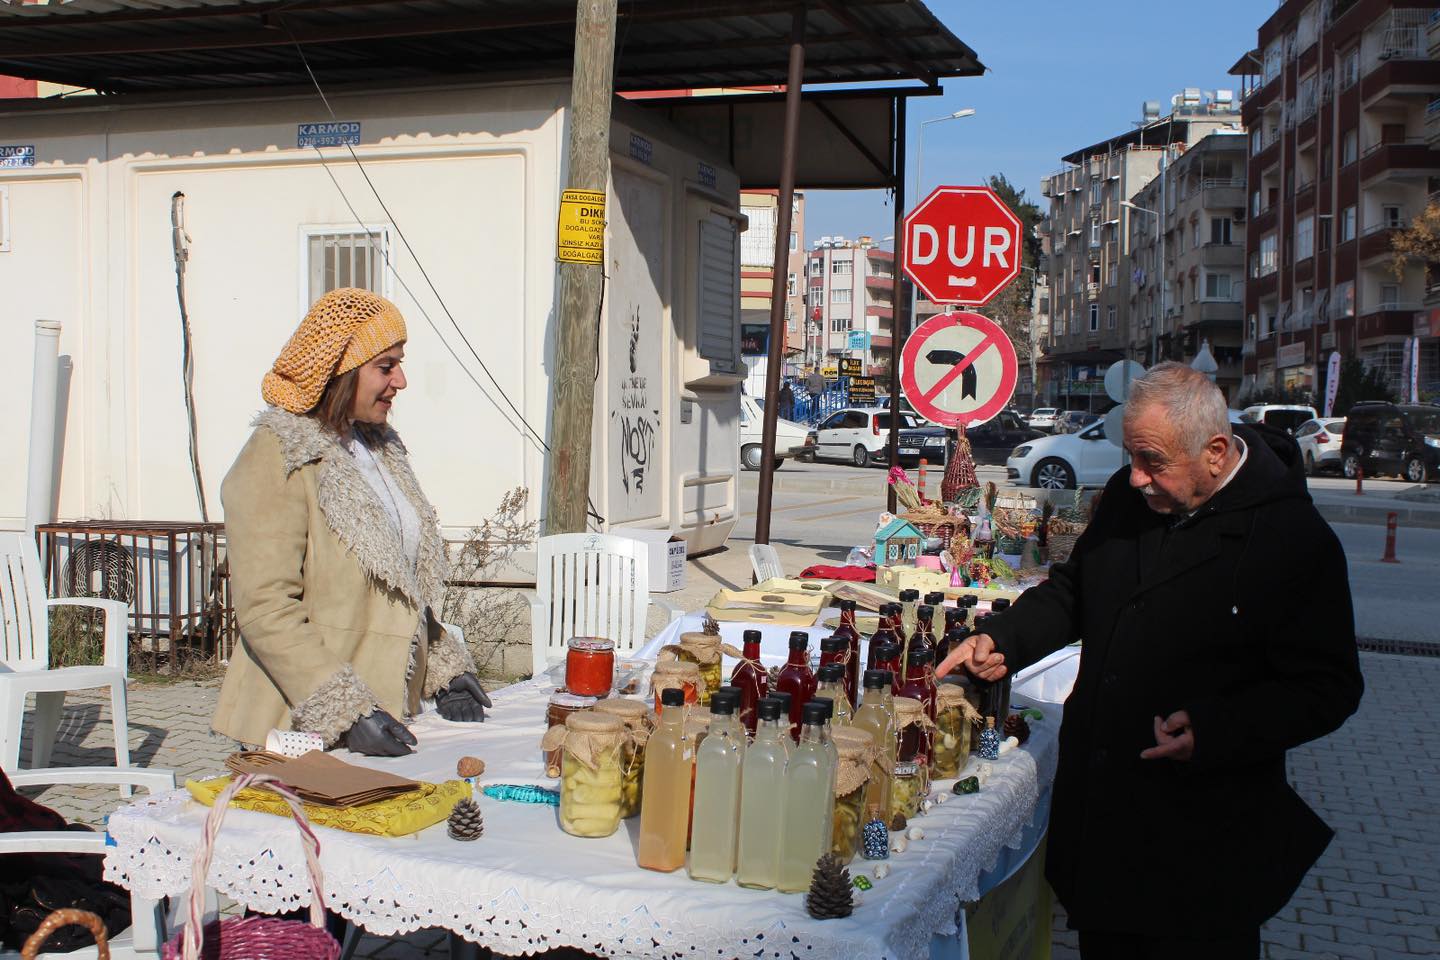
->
[699,217,739,362]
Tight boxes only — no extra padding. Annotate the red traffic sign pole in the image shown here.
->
[902,185,1023,308]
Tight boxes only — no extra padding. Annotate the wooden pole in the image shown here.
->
[886,97,908,514]
[752,4,807,547]
[544,0,618,535]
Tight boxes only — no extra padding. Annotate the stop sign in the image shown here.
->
[902,186,1023,307]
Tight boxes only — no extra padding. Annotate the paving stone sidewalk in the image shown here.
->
[17,650,1437,959]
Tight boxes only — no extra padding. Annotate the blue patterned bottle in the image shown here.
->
[977,716,1001,761]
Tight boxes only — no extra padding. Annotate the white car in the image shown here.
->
[812,407,948,468]
[1027,407,1060,432]
[739,395,810,471]
[1294,417,1346,475]
[1009,409,1253,488]
[1240,404,1318,435]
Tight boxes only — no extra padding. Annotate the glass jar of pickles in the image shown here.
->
[544,691,600,777]
[828,726,877,864]
[650,660,703,712]
[660,628,738,706]
[566,637,616,697]
[541,711,628,838]
[889,696,934,822]
[592,697,656,818]
[934,682,980,779]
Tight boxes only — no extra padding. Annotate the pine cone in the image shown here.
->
[447,797,484,841]
[702,612,721,636]
[806,853,854,920]
[1004,714,1031,745]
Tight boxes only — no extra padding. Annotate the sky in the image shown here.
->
[803,0,1264,246]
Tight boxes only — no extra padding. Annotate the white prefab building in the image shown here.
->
[0,81,745,555]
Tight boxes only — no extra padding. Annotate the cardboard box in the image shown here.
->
[622,529,687,593]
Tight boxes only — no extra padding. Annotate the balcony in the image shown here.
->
[1201,242,1245,269]
[1201,178,1246,210]
[1191,299,1244,329]
[1427,98,1440,147]
[1360,140,1440,185]
[1360,53,1440,106]
[1358,222,1405,264]
[1357,305,1422,340]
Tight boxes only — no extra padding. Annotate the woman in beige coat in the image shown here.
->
[212,288,489,756]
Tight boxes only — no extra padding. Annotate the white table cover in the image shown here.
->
[105,667,1057,960]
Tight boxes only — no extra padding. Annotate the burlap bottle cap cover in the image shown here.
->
[539,711,627,771]
[591,697,657,746]
[660,631,743,666]
[893,696,937,732]
[649,659,707,698]
[830,725,879,798]
[936,683,982,724]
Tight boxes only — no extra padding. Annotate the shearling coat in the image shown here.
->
[984,426,1363,937]
[212,409,473,748]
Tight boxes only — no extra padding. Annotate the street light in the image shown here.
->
[1121,199,1163,365]
[916,108,976,198]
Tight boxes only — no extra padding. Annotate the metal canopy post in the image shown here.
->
[885,97,907,514]
[752,2,807,548]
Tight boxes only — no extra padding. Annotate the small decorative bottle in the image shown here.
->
[977,716,1001,761]
[861,805,890,861]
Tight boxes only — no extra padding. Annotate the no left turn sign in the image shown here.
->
[900,311,1018,428]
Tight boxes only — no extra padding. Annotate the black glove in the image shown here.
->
[435,672,492,723]
[343,709,417,757]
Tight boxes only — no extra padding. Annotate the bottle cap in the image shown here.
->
[906,645,933,665]
[810,697,834,720]
[709,694,736,716]
[820,635,848,654]
[802,701,828,725]
[901,589,920,602]
[841,599,857,612]
[864,669,893,689]
[757,697,782,721]
[743,629,762,644]
[925,592,946,606]
[992,598,1012,611]
[715,685,741,702]
[871,641,902,661]
[964,595,979,607]
[788,632,810,651]
[817,663,844,682]
[918,604,935,621]
[771,690,793,713]
[660,687,686,707]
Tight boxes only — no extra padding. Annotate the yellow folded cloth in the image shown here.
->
[186,776,470,837]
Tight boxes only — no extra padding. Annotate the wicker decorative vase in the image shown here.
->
[163,773,341,960]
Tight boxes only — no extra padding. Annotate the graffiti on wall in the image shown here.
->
[615,307,659,494]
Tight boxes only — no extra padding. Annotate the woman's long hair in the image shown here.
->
[311,367,383,444]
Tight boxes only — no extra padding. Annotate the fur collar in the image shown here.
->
[253,407,447,612]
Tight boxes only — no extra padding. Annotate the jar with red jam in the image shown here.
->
[566,637,616,697]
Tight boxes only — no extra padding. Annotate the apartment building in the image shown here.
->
[1234,0,1440,398]
[805,237,898,374]
[1128,131,1250,401]
[739,190,807,391]
[1040,95,1243,411]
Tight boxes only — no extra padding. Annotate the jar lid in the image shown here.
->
[569,636,615,652]
[550,691,600,709]
[592,697,649,718]
[652,659,700,679]
[565,711,624,733]
[893,696,926,723]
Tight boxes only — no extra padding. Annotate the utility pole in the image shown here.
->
[545,0,619,535]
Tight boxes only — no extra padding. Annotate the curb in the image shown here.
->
[1315,501,1440,530]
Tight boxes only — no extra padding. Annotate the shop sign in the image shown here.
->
[740,324,769,355]
[821,364,839,379]
[1321,331,1336,350]
[0,145,35,168]
[297,122,360,148]
[839,357,863,377]
[848,377,877,404]
[1417,310,1437,339]
[847,330,870,351]
[1277,341,1307,368]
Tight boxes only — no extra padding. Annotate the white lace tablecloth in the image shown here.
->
[105,672,1058,960]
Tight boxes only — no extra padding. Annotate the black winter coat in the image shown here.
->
[985,426,1363,936]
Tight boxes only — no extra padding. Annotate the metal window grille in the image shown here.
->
[307,228,389,304]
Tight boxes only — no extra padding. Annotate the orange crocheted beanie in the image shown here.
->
[262,288,407,413]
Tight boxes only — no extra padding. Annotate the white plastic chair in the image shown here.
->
[0,766,176,960]
[524,533,683,676]
[748,543,784,583]
[0,531,132,793]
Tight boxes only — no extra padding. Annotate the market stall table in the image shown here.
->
[104,675,1058,960]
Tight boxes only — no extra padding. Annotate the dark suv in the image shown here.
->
[1340,402,1440,483]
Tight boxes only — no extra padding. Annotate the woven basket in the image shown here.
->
[22,909,109,960]
[1046,532,1081,565]
[163,773,340,960]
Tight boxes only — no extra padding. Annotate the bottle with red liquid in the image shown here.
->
[870,640,903,696]
[774,631,817,740]
[830,600,861,709]
[729,629,768,735]
[818,635,849,682]
[896,645,938,723]
[867,605,902,673]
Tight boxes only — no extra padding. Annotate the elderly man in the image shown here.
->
[941,363,1362,959]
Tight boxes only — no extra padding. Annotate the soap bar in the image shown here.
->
[956,776,980,795]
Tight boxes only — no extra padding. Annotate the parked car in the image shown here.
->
[1053,411,1100,435]
[1240,404,1318,435]
[1007,420,1120,489]
[965,411,1045,465]
[1026,407,1060,432]
[738,394,810,471]
[812,407,948,468]
[1340,402,1440,483]
[1294,417,1347,475]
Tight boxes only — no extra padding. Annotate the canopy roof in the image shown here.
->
[0,0,983,95]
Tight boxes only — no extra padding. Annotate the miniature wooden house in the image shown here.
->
[875,518,924,566]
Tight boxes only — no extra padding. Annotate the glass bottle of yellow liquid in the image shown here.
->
[776,702,838,893]
[850,669,898,824]
[688,691,747,882]
[814,664,852,726]
[736,697,790,889]
[637,687,696,872]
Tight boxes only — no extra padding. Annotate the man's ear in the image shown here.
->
[1206,435,1230,474]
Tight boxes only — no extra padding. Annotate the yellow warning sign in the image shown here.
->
[556,189,606,263]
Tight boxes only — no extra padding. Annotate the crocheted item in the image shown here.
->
[262,288,407,413]
[481,784,561,805]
